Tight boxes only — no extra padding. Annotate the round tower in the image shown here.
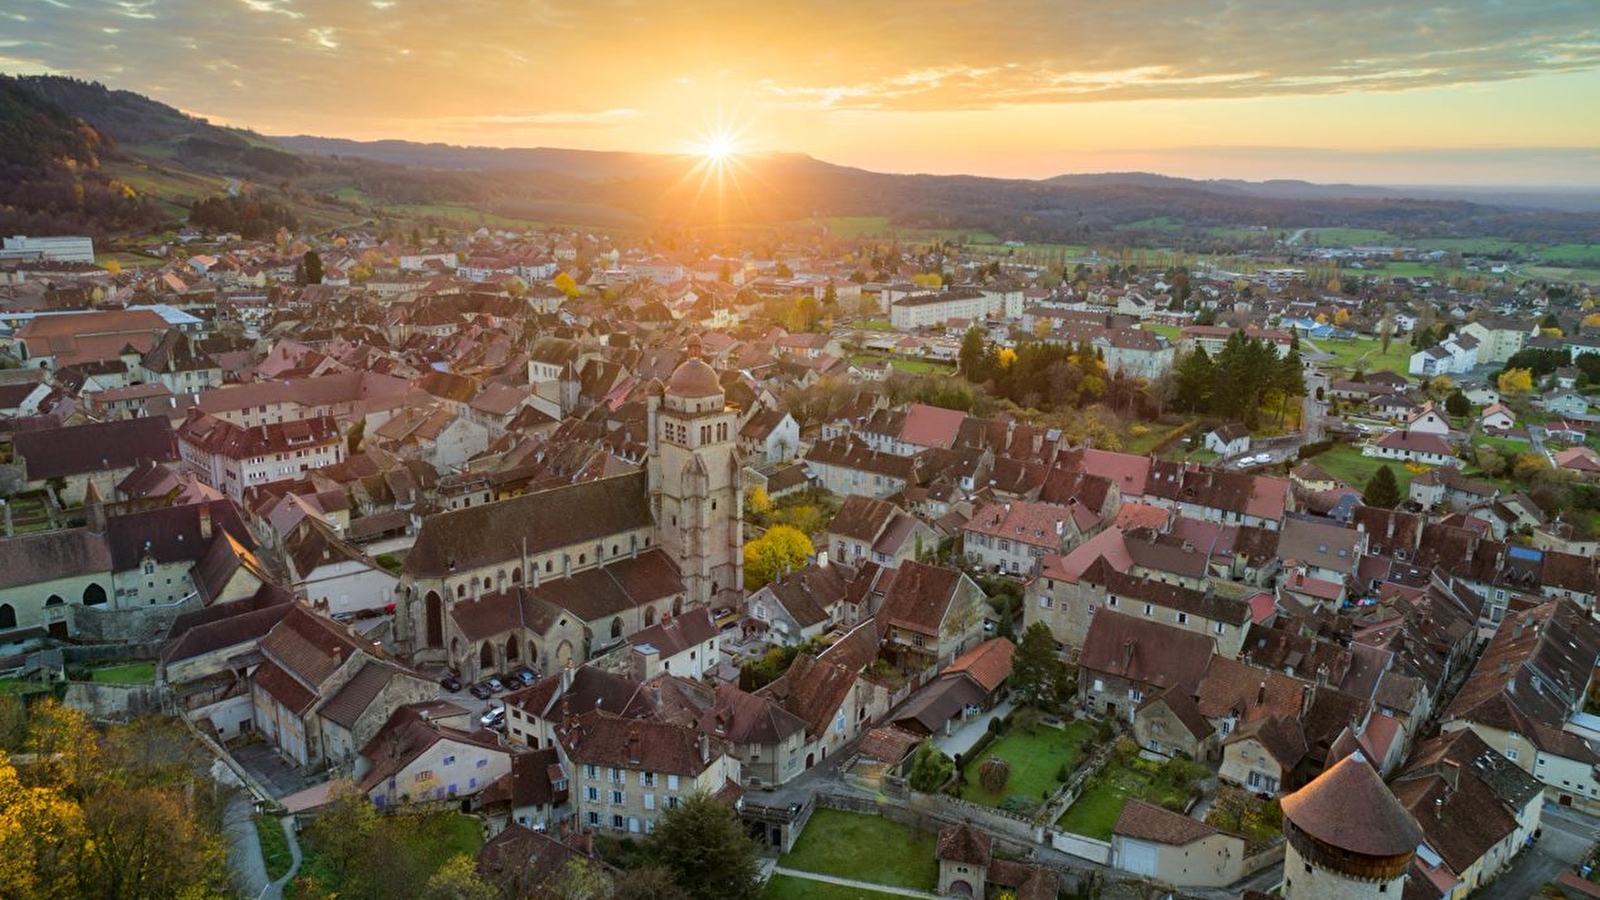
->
[1280,754,1422,900]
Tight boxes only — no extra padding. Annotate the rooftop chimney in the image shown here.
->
[1257,681,1267,706]
[699,731,711,764]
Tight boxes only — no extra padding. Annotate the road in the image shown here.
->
[1478,802,1597,900]
[1529,425,1556,466]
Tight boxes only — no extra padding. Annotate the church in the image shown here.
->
[394,337,743,682]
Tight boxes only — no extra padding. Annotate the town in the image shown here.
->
[2,218,1599,900]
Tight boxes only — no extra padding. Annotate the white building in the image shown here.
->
[1,235,96,263]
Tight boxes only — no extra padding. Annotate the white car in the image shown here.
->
[480,704,505,727]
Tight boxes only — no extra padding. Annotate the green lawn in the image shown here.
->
[1303,336,1412,375]
[254,814,293,881]
[780,808,939,891]
[89,662,157,684]
[1055,755,1202,840]
[764,874,910,900]
[850,354,956,375]
[1140,323,1183,341]
[1124,420,1195,456]
[855,319,897,332]
[960,720,1095,808]
[1309,445,1418,495]
[1297,227,1403,247]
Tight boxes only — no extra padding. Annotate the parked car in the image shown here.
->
[439,674,462,693]
[485,676,506,694]
[469,680,495,699]
[480,705,505,727]
[507,667,537,687]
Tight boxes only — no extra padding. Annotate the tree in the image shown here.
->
[959,326,987,380]
[1364,465,1401,509]
[1498,367,1534,395]
[553,271,580,298]
[742,525,813,589]
[103,259,121,276]
[346,420,365,456]
[81,784,228,900]
[1173,348,1214,412]
[644,794,762,900]
[1011,622,1068,709]
[978,757,1012,793]
[612,866,690,900]
[303,781,379,887]
[301,249,324,285]
[908,740,955,792]
[1445,390,1470,418]
[0,695,25,752]
[743,486,772,520]
[418,854,498,900]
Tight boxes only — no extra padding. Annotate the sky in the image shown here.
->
[4,0,1600,185]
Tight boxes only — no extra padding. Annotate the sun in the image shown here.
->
[695,129,741,165]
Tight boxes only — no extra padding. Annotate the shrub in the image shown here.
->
[978,757,1012,793]
[1056,763,1071,782]
[988,717,1004,735]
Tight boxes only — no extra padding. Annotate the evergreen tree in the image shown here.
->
[644,794,763,900]
[959,326,988,381]
[302,249,324,285]
[1173,348,1214,412]
[1012,622,1068,709]
[1445,389,1470,418]
[1364,465,1402,509]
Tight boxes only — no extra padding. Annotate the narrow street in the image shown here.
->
[1477,802,1597,900]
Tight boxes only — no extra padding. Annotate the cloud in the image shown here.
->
[1,0,1596,152]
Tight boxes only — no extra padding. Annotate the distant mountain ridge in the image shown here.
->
[4,73,1600,242]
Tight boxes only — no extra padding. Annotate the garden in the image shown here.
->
[1054,741,1208,840]
[1203,785,1284,850]
[777,807,939,892]
[957,715,1096,810]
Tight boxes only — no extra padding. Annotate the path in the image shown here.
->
[933,699,1014,758]
[771,866,942,899]
[222,794,305,900]
[1286,228,1309,246]
[1478,802,1597,900]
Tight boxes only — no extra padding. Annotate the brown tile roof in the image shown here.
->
[252,658,318,714]
[1077,610,1215,693]
[944,637,1015,693]
[476,824,582,896]
[404,471,653,577]
[0,527,112,590]
[827,494,898,543]
[629,607,718,657]
[14,415,178,480]
[320,660,406,730]
[559,708,725,776]
[875,560,971,636]
[757,653,856,739]
[1136,687,1214,742]
[259,604,378,692]
[1113,799,1221,845]
[1282,754,1422,857]
[1197,656,1312,726]
[935,822,991,866]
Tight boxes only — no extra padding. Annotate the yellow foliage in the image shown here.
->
[743,525,814,589]
[553,271,579,297]
[744,486,772,517]
[1327,279,1342,293]
[1542,327,1563,338]
[1582,312,1600,328]
[1404,462,1430,475]
[996,348,1018,369]
[1497,367,1534,395]
[1333,308,1352,325]
[102,260,121,275]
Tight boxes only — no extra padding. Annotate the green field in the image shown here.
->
[381,203,548,230]
[1347,261,1458,280]
[1522,265,1600,285]
[254,815,294,881]
[851,353,956,375]
[1309,445,1419,495]
[959,720,1095,808]
[1140,323,1183,341]
[1303,336,1412,375]
[854,319,897,332]
[779,808,939,891]
[813,216,1000,244]
[287,812,482,900]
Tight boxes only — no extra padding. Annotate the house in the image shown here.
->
[177,411,346,501]
[873,561,987,672]
[1218,714,1306,794]
[1204,423,1251,458]
[1440,599,1600,813]
[1404,402,1450,435]
[1408,465,1499,512]
[891,638,1014,737]
[825,495,938,569]
[1077,611,1215,721]
[12,416,180,504]
[1277,517,1364,584]
[357,703,511,807]
[249,605,436,770]
[1409,334,1478,377]
[1478,403,1516,431]
[1133,687,1217,761]
[802,436,918,498]
[558,708,739,836]
[738,406,801,464]
[1539,391,1591,419]
[746,558,857,647]
[648,675,808,789]
[1111,800,1248,888]
[1364,429,1455,467]
[1389,728,1544,898]
[1554,446,1600,478]
[962,500,1086,577]
[280,518,396,616]
[625,607,719,680]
